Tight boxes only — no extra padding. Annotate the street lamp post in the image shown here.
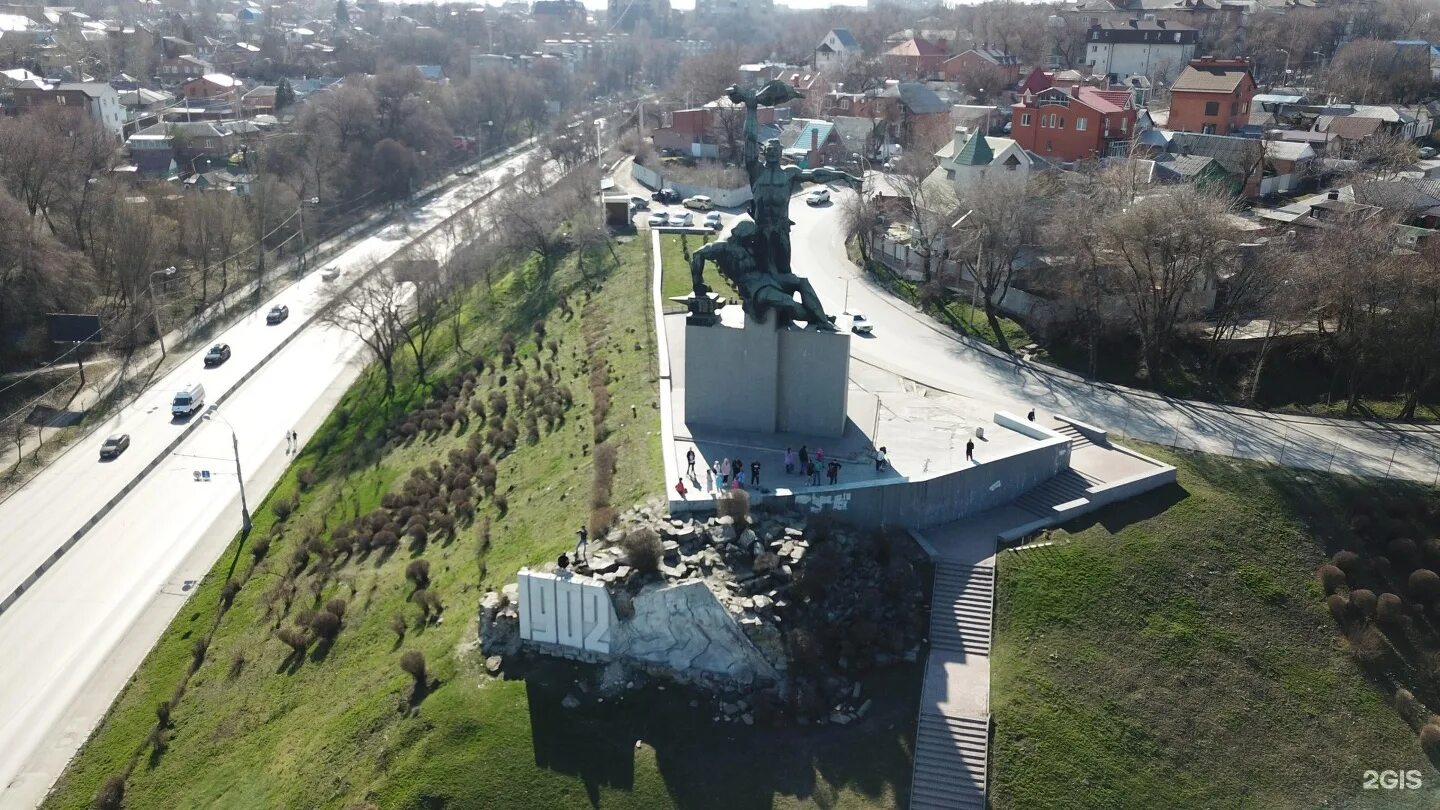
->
[204,406,252,534]
[148,266,177,359]
[1278,49,1291,85]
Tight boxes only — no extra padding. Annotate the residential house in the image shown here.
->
[651,100,780,158]
[1083,19,1197,84]
[132,121,238,170]
[1140,130,1315,197]
[940,48,1023,86]
[10,81,125,139]
[242,84,276,114]
[1167,57,1257,135]
[928,125,1032,194]
[830,115,885,160]
[815,28,861,72]
[779,118,846,167]
[1069,0,1236,33]
[125,129,176,178]
[181,73,242,111]
[531,0,587,25]
[1010,84,1137,161]
[883,37,947,79]
[825,81,950,146]
[118,86,174,115]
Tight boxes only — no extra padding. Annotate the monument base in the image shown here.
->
[684,313,850,437]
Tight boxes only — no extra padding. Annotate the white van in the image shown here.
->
[172,383,205,418]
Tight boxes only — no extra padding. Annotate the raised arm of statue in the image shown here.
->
[797,167,864,188]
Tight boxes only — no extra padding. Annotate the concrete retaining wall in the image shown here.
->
[672,423,1071,530]
[631,162,752,209]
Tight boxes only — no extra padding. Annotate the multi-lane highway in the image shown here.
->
[0,147,538,808]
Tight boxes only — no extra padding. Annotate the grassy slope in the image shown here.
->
[46,235,915,810]
[991,447,1437,810]
[657,232,735,314]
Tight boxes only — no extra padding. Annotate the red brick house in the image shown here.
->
[1010,85,1137,161]
[1166,57,1256,135]
[651,102,779,158]
[940,48,1024,86]
[883,37,948,79]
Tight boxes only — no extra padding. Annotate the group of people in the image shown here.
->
[674,443,862,499]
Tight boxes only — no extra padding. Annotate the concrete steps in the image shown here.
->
[1053,422,1091,449]
[1012,469,1097,518]
[929,563,994,656]
[910,712,990,810]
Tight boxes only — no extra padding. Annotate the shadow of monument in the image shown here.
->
[522,657,920,809]
[1055,481,1190,537]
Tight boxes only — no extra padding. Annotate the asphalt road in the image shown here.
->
[791,184,1440,484]
[0,149,537,808]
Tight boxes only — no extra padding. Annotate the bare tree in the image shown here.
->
[951,176,1047,353]
[885,138,953,283]
[1101,186,1238,379]
[840,185,885,267]
[320,264,409,399]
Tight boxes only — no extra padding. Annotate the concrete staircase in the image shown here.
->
[929,562,994,656]
[911,562,994,810]
[1052,421,1092,449]
[1012,469,1102,519]
[911,713,990,810]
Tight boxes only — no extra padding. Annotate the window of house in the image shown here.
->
[1046,140,1053,152]
[1057,116,1065,129]
[840,98,850,110]
[1076,117,1088,131]
[1204,101,1219,116]
[1021,113,1031,126]
[1121,118,1129,132]
[1230,102,1238,115]
[1202,123,1216,134]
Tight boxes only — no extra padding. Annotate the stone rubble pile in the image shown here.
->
[478,496,928,726]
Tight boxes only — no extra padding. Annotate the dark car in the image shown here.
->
[651,188,681,204]
[266,304,289,324]
[204,343,231,367]
[99,433,130,460]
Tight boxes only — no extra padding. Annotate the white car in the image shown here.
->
[849,311,873,335]
[682,194,713,211]
[647,211,669,227]
[805,188,831,206]
[671,210,694,227]
[704,211,723,230]
[321,266,341,281]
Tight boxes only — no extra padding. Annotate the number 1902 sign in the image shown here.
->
[517,569,615,654]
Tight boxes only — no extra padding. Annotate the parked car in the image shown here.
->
[805,188,831,206]
[683,194,713,211]
[704,211,723,230]
[321,266,341,281]
[671,210,694,227]
[266,304,289,324]
[99,433,130,460]
[849,311,873,335]
[457,166,477,176]
[1422,146,1438,160]
[204,343,231,367]
[630,196,650,210]
[647,211,670,227]
[651,188,681,204]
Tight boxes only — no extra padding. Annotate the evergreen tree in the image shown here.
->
[335,0,350,26]
[275,78,295,110]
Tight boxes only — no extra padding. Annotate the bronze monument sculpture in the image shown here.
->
[688,79,862,330]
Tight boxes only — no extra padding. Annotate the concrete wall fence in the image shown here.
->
[672,412,1071,530]
[632,161,753,209]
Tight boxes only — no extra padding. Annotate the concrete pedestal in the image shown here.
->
[684,313,850,437]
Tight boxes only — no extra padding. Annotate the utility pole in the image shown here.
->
[205,407,252,534]
[148,266,177,358]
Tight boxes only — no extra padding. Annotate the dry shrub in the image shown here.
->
[1424,539,1440,570]
[278,627,310,654]
[93,775,126,810]
[1422,723,1440,759]
[715,488,751,527]
[1377,592,1407,624]
[297,467,319,491]
[1346,625,1388,664]
[390,613,407,641]
[1351,589,1378,619]
[250,535,271,561]
[220,579,241,608]
[621,528,663,574]
[1331,550,1363,576]
[271,494,299,522]
[1326,593,1351,625]
[400,650,427,684]
[1410,569,1440,604]
[1396,687,1429,729]
[310,611,342,640]
[1317,564,1347,595]
[1390,538,1421,570]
